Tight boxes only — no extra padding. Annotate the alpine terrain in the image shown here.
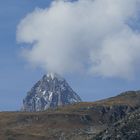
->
[0,91,140,140]
[22,73,82,111]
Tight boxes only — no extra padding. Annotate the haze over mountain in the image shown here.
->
[17,0,140,79]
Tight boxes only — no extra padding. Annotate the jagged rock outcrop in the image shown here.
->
[94,109,140,140]
[22,73,82,111]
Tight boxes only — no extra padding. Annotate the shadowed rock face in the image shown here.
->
[22,73,82,112]
[94,109,140,140]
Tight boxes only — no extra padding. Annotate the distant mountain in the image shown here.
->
[22,73,82,111]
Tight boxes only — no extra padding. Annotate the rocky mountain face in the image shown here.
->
[22,73,82,112]
[94,108,140,140]
[0,91,140,140]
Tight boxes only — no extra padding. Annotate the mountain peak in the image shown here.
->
[43,72,64,81]
[47,72,56,80]
[22,73,82,112]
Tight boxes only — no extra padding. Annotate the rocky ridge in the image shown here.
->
[22,73,82,111]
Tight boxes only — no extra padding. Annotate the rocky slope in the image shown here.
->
[94,108,140,140]
[22,73,82,111]
[0,91,140,140]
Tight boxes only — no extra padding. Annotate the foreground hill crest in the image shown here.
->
[22,73,82,112]
[1,91,140,140]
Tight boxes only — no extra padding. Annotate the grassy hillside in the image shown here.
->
[0,91,140,140]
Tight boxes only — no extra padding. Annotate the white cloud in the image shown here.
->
[17,0,140,79]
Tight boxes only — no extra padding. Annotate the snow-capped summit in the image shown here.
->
[46,72,63,81]
[22,73,82,112]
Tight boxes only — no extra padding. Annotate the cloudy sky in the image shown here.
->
[1,0,140,111]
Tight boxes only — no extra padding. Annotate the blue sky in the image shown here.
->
[1,0,140,111]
